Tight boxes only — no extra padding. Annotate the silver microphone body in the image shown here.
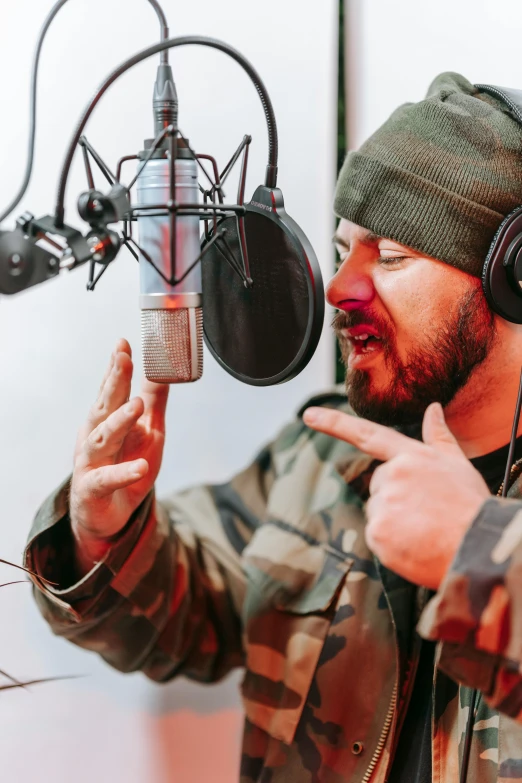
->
[137,155,203,383]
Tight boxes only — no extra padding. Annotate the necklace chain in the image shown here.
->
[497,457,522,497]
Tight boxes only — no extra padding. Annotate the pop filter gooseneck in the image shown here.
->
[53,36,280,224]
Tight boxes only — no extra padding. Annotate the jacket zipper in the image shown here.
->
[361,575,431,783]
[360,682,397,783]
[390,587,428,750]
[361,558,401,783]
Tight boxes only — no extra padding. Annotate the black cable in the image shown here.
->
[0,0,170,225]
[146,0,169,64]
[0,0,70,224]
[54,35,279,227]
[501,366,522,498]
[459,366,522,783]
[459,688,478,783]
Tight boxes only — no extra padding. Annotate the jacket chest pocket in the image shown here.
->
[240,522,352,745]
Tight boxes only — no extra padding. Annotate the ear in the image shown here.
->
[422,402,463,456]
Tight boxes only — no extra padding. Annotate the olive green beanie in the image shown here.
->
[334,72,522,276]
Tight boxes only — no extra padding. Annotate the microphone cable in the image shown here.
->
[0,0,170,225]
[459,365,522,783]
[500,367,522,499]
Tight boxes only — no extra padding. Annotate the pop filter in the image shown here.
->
[201,185,324,386]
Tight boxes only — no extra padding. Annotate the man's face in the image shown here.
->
[329,219,497,426]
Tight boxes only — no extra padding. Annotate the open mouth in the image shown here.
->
[350,332,383,354]
[342,325,384,353]
[339,325,385,368]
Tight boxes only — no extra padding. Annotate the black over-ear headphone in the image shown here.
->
[478,84,522,323]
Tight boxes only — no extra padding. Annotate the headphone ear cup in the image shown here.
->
[483,206,522,324]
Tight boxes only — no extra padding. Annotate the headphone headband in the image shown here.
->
[476,83,522,323]
[475,83,522,126]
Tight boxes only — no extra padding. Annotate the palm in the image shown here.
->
[71,342,170,541]
[114,412,165,514]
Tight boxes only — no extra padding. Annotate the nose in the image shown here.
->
[326,259,375,311]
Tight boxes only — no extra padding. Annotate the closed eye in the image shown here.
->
[378,256,407,267]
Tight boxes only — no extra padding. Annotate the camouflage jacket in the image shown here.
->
[25,389,522,782]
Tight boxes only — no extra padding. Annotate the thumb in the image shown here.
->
[422,402,463,455]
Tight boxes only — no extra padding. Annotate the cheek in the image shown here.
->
[375,266,469,357]
[376,276,431,354]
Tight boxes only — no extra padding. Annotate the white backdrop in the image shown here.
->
[346,0,522,149]
[0,1,337,781]
[5,0,520,780]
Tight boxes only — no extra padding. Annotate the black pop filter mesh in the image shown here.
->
[201,208,318,384]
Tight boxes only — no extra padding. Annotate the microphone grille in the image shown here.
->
[141,307,203,383]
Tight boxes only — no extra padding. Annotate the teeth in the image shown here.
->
[354,333,369,341]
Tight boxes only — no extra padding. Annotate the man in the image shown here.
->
[25,72,522,781]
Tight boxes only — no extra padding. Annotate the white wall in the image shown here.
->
[0,1,337,781]
[346,0,522,149]
[4,0,521,779]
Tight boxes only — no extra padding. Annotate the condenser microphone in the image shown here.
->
[136,64,203,384]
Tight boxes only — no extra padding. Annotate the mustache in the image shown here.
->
[331,309,393,341]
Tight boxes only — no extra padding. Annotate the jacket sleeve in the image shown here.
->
[417,497,522,720]
[24,433,281,685]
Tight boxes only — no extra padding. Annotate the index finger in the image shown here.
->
[302,407,425,462]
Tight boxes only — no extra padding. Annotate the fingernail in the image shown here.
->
[433,402,444,422]
[303,407,323,425]
[125,399,137,414]
[132,461,147,479]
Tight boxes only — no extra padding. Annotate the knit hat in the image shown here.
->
[334,72,522,276]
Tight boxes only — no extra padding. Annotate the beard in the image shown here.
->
[333,285,496,427]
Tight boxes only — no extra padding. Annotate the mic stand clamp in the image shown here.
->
[0,222,59,295]
[0,203,125,295]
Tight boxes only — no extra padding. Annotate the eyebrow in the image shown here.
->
[332,231,384,250]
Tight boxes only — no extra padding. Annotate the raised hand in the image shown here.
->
[70,339,169,574]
